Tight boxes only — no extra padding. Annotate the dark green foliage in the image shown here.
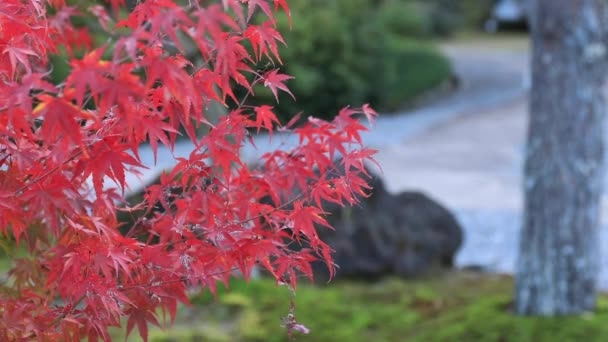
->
[46,0,452,123]
[243,0,451,122]
[458,0,496,29]
[420,0,495,36]
[375,39,451,110]
[48,54,71,85]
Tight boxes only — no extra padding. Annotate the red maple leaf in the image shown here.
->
[245,0,273,21]
[244,23,286,62]
[289,201,331,245]
[78,141,144,196]
[2,44,39,78]
[254,105,280,134]
[274,0,291,25]
[263,69,294,102]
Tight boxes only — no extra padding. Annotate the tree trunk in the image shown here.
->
[515,0,608,315]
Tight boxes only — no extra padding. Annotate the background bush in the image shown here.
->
[242,0,452,122]
[48,0,457,123]
[418,0,495,36]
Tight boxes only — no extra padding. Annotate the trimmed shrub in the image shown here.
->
[49,0,452,123]
[419,0,495,36]
[240,0,452,122]
[377,40,451,110]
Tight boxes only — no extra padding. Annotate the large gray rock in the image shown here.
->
[314,175,464,280]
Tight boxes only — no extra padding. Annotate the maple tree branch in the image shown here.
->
[44,263,239,332]
[44,264,240,332]
[46,293,87,330]
[13,149,84,195]
[236,76,263,110]
[12,117,122,196]
[117,265,243,292]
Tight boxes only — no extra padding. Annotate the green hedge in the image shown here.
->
[417,0,495,36]
[242,0,452,122]
[47,0,453,123]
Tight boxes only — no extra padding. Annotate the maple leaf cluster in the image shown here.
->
[0,0,378,340]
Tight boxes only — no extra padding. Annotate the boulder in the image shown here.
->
[312,174,464,280]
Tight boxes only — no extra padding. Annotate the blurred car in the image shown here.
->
[484,0,529,32]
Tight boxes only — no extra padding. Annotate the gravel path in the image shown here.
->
[375,40,608,290]
[373,55,533,282]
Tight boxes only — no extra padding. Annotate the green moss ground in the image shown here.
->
[106,271,608,342]
[2,249,606,341]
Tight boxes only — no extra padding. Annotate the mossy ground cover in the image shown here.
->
[2,245,606,341]
[105,270,608,342]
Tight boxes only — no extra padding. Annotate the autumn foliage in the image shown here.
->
[0,0,377,340]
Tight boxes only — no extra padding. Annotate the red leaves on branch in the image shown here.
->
[254,105,280,134]
[263,69,295,102]
[0,0,378,341]
[244,23,285,62]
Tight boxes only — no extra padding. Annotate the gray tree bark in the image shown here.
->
[515,0,608,315]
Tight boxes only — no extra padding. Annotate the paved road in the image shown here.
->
[374,41,530,202]
[372,40,531,276]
